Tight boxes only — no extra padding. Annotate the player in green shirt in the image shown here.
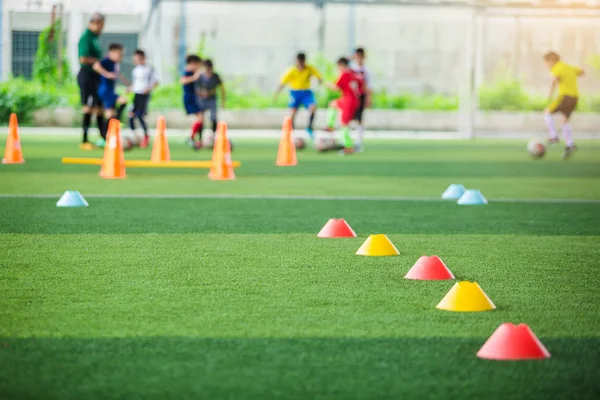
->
[77,13,105,150]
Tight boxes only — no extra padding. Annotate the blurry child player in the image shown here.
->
[351,48,373,152]
[180,55,204,149]
[129,49,158,148]
[93,43,130,145]
[323,57,361,154]
[196,59,225,144]
[543,51,584,159]
[274,53,323,140]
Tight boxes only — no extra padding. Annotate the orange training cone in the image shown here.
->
[405,256,455,280]
[276,117,297,166]
[477,323,551,360]
[2,113,25,164]
[208,122,235,180]
[151,116,170,162]
[100,118,126,179]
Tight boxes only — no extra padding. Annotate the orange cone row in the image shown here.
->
[5,114,297,178]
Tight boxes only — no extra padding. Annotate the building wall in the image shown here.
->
[147,2,600,95]
[2,0,600,96]
[1,0,148,80]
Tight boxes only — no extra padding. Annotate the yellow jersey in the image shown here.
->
[280,65,322,90]
[550,61,582,97]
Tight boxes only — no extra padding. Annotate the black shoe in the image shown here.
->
[563,145,577,160]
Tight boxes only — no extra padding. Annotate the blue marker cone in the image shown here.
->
[457,189,488,205]
[57,191,89,207]
[442,184,466,200]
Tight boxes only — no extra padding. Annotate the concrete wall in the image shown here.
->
[144,2,600,95]
[31,108,600,133]
[2,0,600,97]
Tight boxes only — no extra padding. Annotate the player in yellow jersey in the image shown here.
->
[543,51,585,159]
[274,53,323,140]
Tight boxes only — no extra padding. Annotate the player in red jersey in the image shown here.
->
[322,57,361,154]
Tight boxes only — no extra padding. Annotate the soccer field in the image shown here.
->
[1,136,600,400]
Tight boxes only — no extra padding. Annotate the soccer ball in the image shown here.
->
[295,137,306,150]
[316,138,336,153]
[527,138,546,159]
[122,136,141,152]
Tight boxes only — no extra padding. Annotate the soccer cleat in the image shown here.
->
[193,141,204,151]
[338,147,355,156]
[140,136,149,149]
[548,137,559,145]
[306,127,315,140]
[80,142,94,151]
[354,143,364,153]
[185,138,196,148]
[95,138,106,149]
[563,145,577,160]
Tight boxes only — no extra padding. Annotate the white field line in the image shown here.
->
[0,193,599,204]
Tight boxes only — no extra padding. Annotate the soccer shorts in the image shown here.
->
[184,95,202,115]
[354,94,367,123]
[77,68,102,108]
[198,97,218,122]
[288,90,316,109]
[548,95,578,118]
[98,87,118,110]
[335,97,358,125]
[132,94,150,116]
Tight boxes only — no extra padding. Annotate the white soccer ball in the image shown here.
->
[527,138,546,159]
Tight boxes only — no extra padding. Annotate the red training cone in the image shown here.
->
[317,218,357,238]
[404,255,455,280]
[477,323,551,360]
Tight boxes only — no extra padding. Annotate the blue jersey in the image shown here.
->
[183,70,196,98]
[98,57,118,95]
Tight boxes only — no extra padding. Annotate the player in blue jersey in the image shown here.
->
[93,43,130,143]
[180,55,204,149]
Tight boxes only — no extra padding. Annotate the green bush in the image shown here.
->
[0,78,68,122]
[3,74,599,125]
[479,79,532,111]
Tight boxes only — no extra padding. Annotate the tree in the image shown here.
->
[33,17,70,84]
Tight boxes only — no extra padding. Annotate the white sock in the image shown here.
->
[544,113,557,139]
[357,125,365,146]
[562,123,574,147]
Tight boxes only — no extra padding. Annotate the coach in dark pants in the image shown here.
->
[77,13,105,150]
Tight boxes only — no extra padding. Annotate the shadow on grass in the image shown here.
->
[1,198,600,235]
[0,336,598,400]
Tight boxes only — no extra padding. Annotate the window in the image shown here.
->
[99,33,139,80]
[12,31,41,78]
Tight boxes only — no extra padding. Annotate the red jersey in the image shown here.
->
[336,70,360,101]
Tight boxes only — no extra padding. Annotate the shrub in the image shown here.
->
[33,19,71,84]
[0,78,67,122]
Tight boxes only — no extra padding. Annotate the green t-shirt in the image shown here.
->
[78,29,102,70]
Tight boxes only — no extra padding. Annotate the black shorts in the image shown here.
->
[550,95,578,118]
[354,94,366,123]
[77,68,102,108]
[132,94,150,116]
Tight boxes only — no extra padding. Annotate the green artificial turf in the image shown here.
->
[1,136,600,399]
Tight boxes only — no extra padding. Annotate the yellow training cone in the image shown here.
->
[356,234,400,256]
[436,281,496,312]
